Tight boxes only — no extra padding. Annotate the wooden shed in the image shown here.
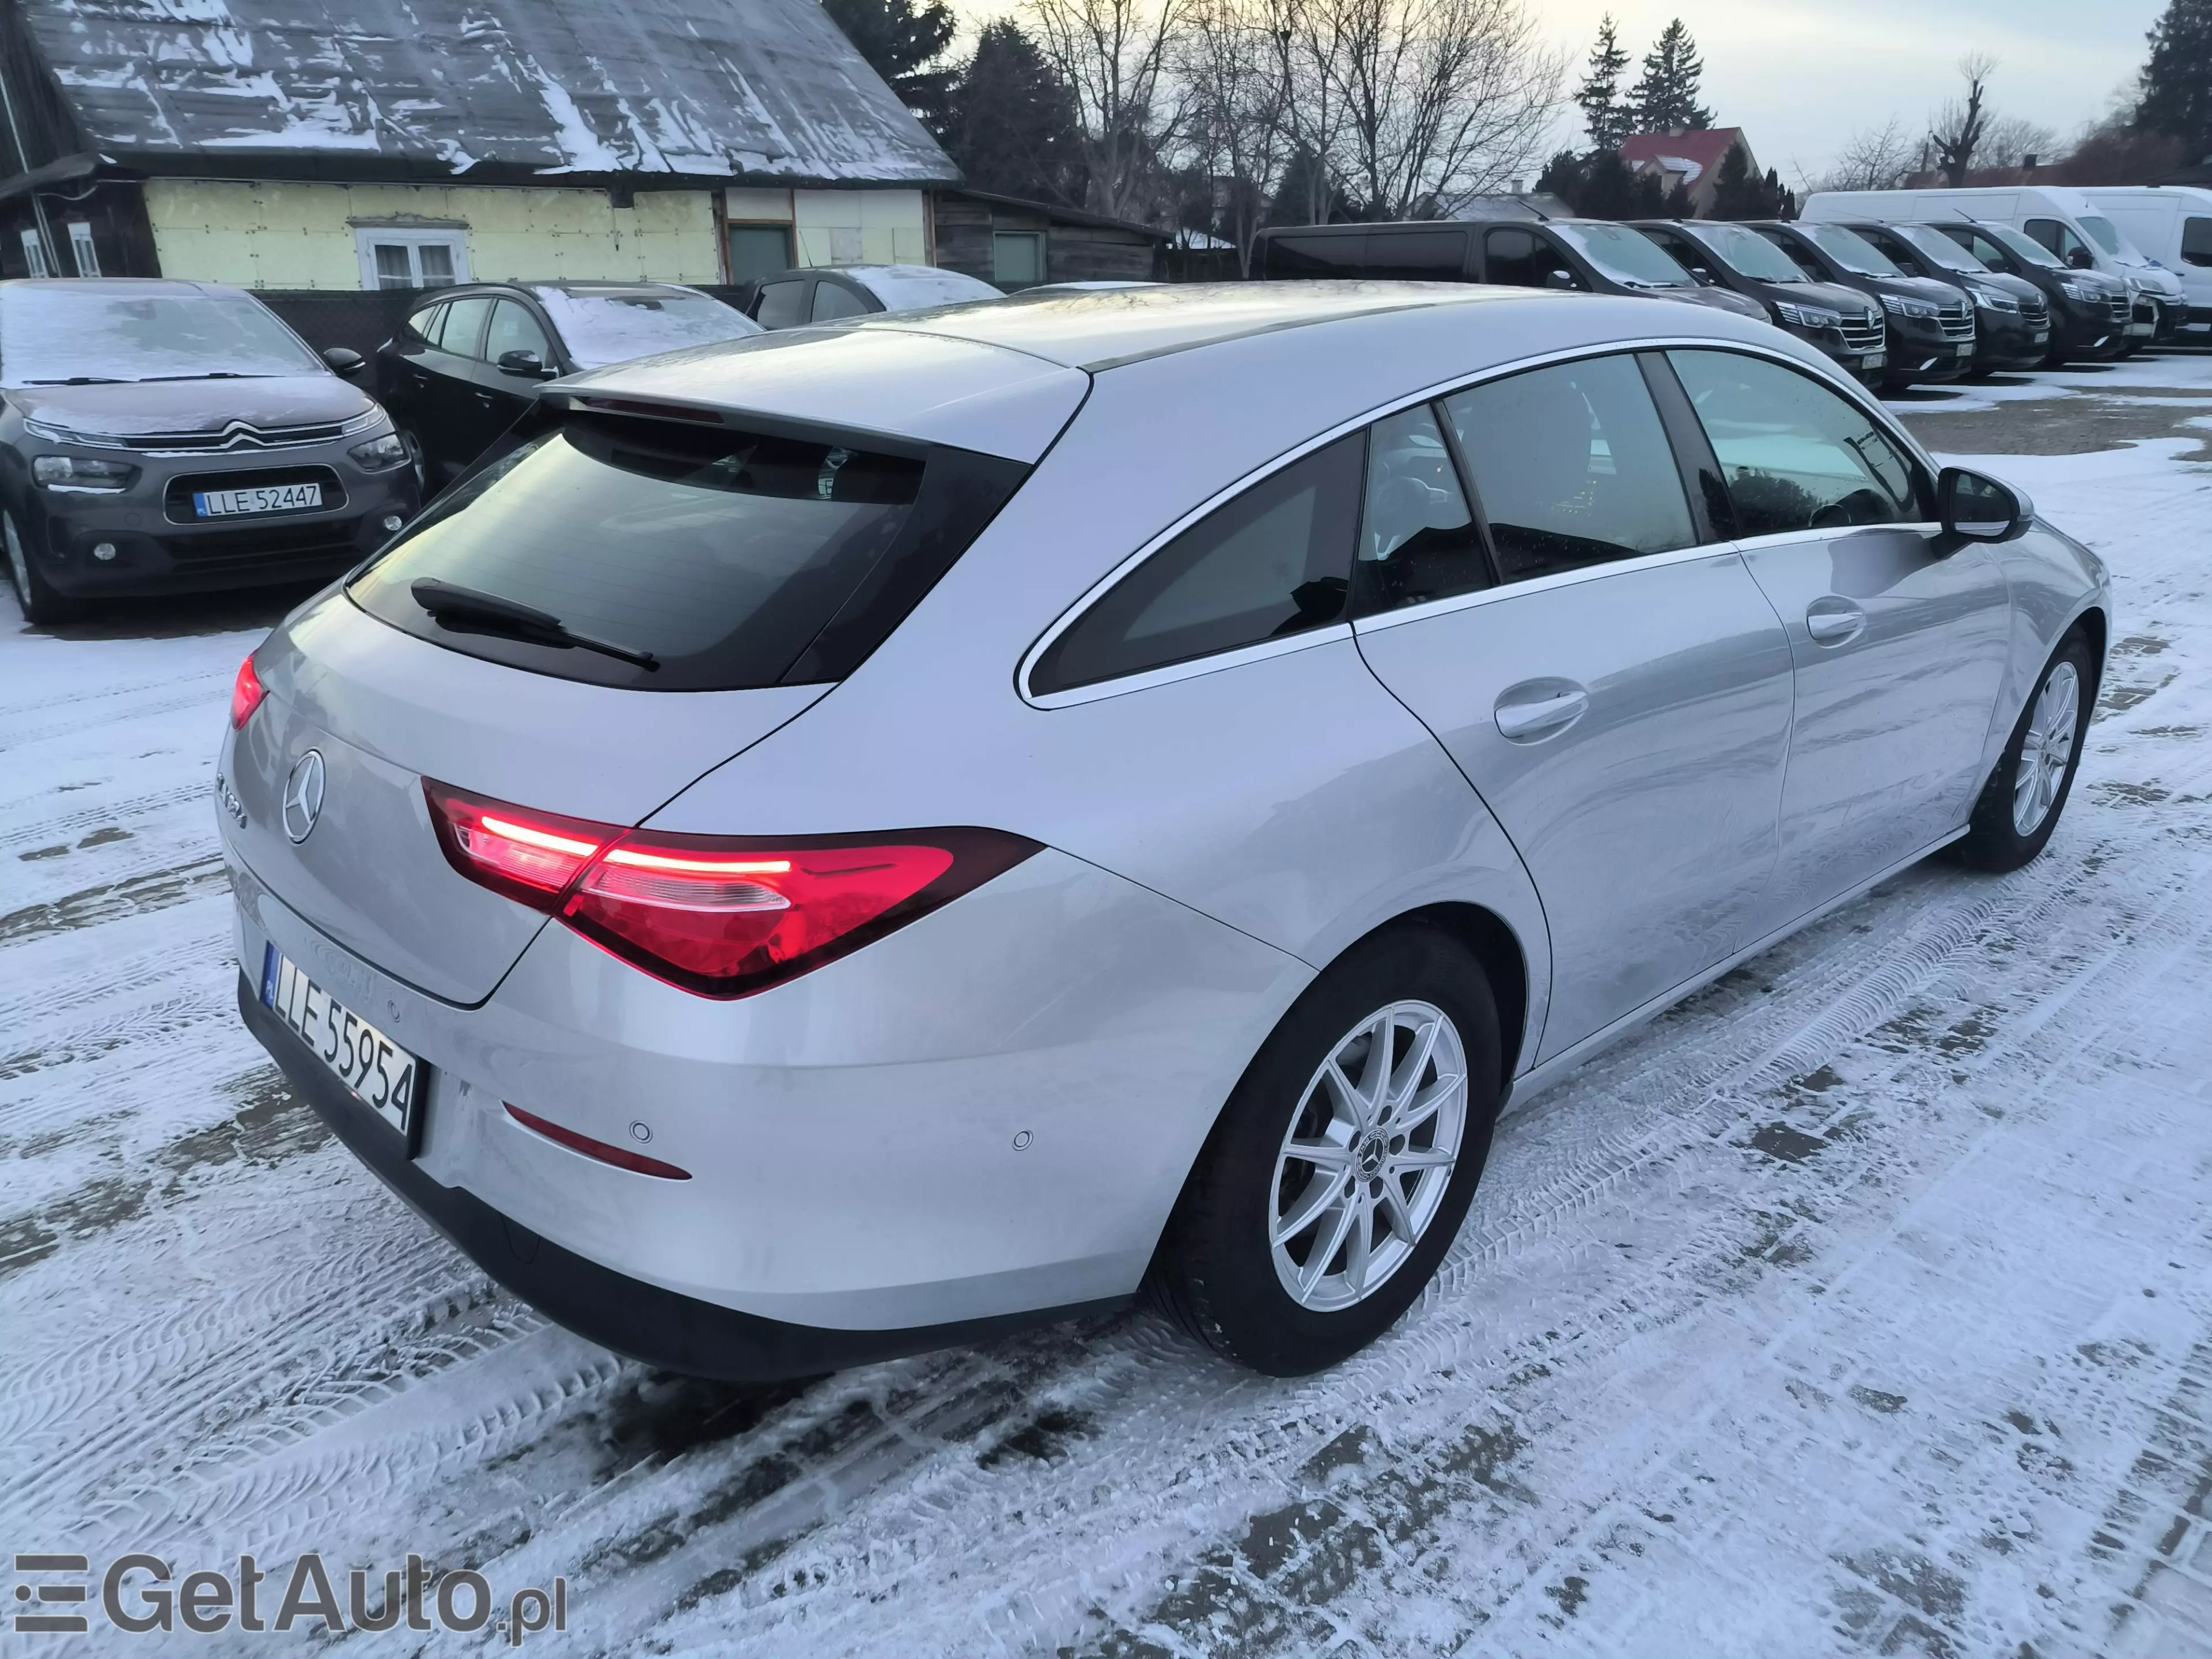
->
[931,190,1165,290]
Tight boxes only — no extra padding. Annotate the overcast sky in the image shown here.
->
[947,0,2167,184]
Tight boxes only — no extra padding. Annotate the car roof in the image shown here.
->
[0,276,251,298]
[554,281,1790,463]
[842,280,1538,372]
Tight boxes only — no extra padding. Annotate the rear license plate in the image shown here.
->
[261,944,418,1139]
[195,481,323,518]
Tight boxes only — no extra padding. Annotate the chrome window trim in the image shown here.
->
[1016,334,1932,707]
[1023,623,1354,709]
[1350,542,1745,635]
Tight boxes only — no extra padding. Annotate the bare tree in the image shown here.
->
[1172,0,1294,271]
[1319,0,1565,221]
[1979,112,2058,169]
[1023,0,1185,221]
[1267,0,1357,225]
[1816,116,1917,191]
[1929,52,1995,187]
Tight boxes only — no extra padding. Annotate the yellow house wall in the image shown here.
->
[142,180,722,288]
[724,187,930,266]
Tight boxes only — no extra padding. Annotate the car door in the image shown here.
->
[411,293,493,483]
[1481,228,1584,291]
[473,297,556,442]
[1663,347,2013,918]
[1350,351,1795,1062]
[380,300,446,459]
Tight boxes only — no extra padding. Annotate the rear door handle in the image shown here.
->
[1494,679,1589,743]
[1805,600,1868,645]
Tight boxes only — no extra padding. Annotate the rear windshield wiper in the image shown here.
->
[410,579,658,671]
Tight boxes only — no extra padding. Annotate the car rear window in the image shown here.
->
[349,411,1028,691]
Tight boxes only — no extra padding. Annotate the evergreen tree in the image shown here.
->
[940,21,1087,204]
[1267,147,1357,226]
[1574,17,1634,150]
[1627,19,1713,134]
[1709,142,1771,218]
[2137,0,2212,158]
[821,0,958,131]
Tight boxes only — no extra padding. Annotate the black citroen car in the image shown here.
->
[374,282,761,486]
[1745,222,1977,388]
[1926,221,2134,365]
[1836,222,2051,373]
[1627,219,1888,384]
[2,279,418,624]
[1254,218,1771,322]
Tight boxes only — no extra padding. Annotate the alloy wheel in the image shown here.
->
[1269,999,1468,1312]
[2012,660,2081,836]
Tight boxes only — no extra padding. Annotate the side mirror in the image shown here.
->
[1542,268,1578,291]
[2067,247,2093,269]
[1689,264,1716,285]
[321,346,366,377]
[1939,466,2033,542]
[497,349,552,379]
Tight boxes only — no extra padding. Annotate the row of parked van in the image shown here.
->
[1254,184,2209,393]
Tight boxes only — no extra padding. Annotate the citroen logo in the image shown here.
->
[281,751,326,843]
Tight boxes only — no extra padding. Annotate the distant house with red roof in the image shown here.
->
[1618,128,1758,218]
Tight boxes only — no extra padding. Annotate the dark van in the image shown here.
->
[1925,222,2133,364]
[1253,219,1769,323]
[1743,222,1976,389]
[1626,219,1887,384]
[1835,222,2052,373]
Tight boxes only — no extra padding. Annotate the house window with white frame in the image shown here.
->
[354,228,469,291]
[20,228,52,278]
[67,222,98,276]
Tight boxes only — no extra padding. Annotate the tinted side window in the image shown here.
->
[1668,350,1926,536]
[1484,229,1575,289]
[810,281,872,323]
[755,280,808,328]
[438,296,494,359]
[2025,218,2089,263]
[1030,434,1363,695]
[1357,405,1488,614]
[1444,355,1695,582]
[486,299,554,366]
[1363,230,1469,279]
[2182,217,2212,267]
[1957,229,2013,270]
[406,302,448,346]
[1262,234,1369,277]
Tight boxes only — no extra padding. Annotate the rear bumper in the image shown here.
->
[221,838,1306,1369]
[238,974,1123,1379]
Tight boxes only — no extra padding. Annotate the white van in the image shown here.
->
[2077,187,2212,335]
[1799,185,2188,342]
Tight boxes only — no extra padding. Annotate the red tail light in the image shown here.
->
[424,781,1039,998]
[506,1104,691,1179]
[230,654,267,729]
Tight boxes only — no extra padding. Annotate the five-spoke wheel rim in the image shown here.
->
[2012,660,2080,836]
[1269,999,1467,1312]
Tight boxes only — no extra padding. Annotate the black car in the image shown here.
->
[739,265,1006,329]
[1926,221,2133,364]
[1836,222,2052,373]
[1627,219,1888,384]
[1253,219,1771,323]
[1745,222,1976,388]
[1,279,418,624]
[376,282,762,485]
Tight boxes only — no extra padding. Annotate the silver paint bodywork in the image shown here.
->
[217,283,2109,1336]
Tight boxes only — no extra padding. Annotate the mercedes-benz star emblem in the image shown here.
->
[281,751,326,844]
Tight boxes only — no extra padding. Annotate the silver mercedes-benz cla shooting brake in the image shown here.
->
[219,284,2107,1379]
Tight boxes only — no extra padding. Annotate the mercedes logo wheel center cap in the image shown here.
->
[281,750,326,843]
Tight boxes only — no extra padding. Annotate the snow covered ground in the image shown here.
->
[3,357,2210,1659]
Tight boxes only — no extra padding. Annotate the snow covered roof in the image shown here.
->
[7,0,959,186]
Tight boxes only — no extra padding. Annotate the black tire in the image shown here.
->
[3,508,82,626]
[1955,630,2096,873]
[1150,920,1503,1376]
